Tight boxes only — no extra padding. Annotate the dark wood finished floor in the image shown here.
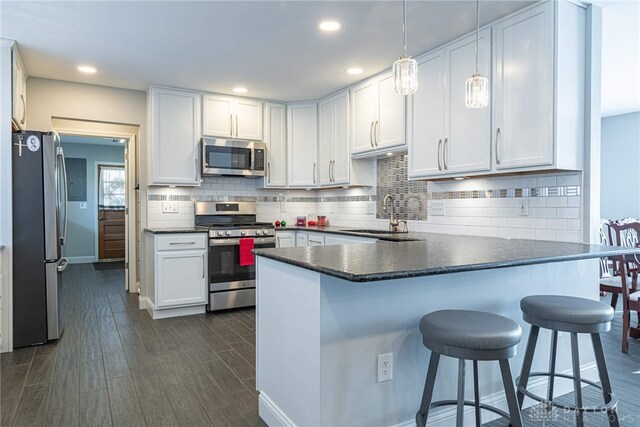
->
[1,265,638,426]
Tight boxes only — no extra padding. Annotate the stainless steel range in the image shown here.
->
[195,201,275,311]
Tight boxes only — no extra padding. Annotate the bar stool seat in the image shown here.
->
[416,310,523,427]
[521,295,614,333]
[517,295,619,427]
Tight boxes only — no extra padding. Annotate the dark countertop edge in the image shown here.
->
[144,228,206,234]
[274,226,423,242]
[254,246,640,283]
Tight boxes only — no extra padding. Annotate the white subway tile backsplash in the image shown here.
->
[535,229,557,241]
[556,208,580,219]
[556,230,581,243]
[545,219,568,230]
[533,208,557,218]
[568,196,581,208]
[546,197,568,208]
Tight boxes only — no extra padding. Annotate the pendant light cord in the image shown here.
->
[475,0,479,74]
[403,0,408,57]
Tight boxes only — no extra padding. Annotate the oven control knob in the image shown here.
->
[255,230,262,236]
[262,229,269,236]
[217,231,224,236]
[225,231,231,236]
[241,231,247,236]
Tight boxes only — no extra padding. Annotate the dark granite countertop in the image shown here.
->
[254,233,640,282]
[144,228,206,234]
[274,225,426,242]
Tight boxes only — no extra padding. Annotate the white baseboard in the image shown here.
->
[259,393,296,427]
[66,256,95,264]
[140,296,205,320]
[259,363,599,427]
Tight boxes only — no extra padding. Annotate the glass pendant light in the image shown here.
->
[465,0,489,108]
[393,0,418,95]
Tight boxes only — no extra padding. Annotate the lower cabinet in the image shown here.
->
[324,234,377,246]
[276,231,295,248]
[144,232,208,319]
[277,230,377,247]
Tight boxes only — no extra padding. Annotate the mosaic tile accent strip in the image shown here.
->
[426,185,581,200]
[376,154,429,221]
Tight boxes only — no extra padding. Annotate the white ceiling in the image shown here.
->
[0,0,535,101]
[61,134,127,147]
[598,0,640,117]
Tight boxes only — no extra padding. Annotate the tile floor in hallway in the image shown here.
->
[1,264,639,426]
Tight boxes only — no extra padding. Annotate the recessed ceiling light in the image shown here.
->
[346,68,363,75]
[233,87,248,94]
[319,20,341,32]
[386,152,394,156]
[77,65,97,74]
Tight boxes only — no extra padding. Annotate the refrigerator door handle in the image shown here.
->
[57,257,69,272]
[56,146,69,246]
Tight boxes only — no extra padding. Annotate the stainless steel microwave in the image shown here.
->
[201,138,266,177]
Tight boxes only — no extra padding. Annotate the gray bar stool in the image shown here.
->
[516,295,618,427]
[416,310,523,427]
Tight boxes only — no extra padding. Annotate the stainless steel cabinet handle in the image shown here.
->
[313,162,316,184]
[169,241,196,245]
[437,139,443,171]
[267,162,271,184]
[235,115,239,138]
[443,138,448,170]
[331,160,335,183]
[496,128,501,165]
[230,114,233,137]
[374,121,379,146]
[202,254,205,278]
[20,94,25,125]
[369,121,374,148]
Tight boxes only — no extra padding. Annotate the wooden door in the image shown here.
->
[98,209,125,260]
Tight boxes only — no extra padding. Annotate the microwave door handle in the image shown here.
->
[251,147,256,171]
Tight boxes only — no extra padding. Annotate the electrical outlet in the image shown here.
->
[366,203,375,215]
[377,353,393,382]
[280,202,286,213]
[79,202,87,210]
[330,203,335,214]
[518,200,529,217]
[162,201,178,213]
[429,200,445,216]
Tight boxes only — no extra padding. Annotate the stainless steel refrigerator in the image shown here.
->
[12,131,68,347]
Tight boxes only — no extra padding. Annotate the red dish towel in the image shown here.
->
[239,238,255,266]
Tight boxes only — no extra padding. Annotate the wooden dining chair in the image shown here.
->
[599,219,623,309]
[610,221,640,353]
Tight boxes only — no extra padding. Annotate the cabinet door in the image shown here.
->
[350,80,377,154]
[377,72,406,150]
[332,90,350,185]
[263,103,287,187]
[444,29,492,174]
[156,250,206,308]
[318,97,334,186]
[276,232,295,248]
[287,103,318,187]
[408,51,445,179]
[150,88,200,185]
[234,98,263,141]
[307,234,325,246]
[324,235,376,246]
[12,54,26,130]
[493,3,554,169]
[296,233,308,247]
[203,94,234,138]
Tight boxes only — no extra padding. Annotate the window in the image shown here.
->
[99,165,125,207]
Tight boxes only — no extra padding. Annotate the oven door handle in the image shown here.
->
[209,237,276,246]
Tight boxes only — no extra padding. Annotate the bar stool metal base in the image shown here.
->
[516,371,619,414]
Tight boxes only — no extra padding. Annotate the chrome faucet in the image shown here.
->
[383,194,407,233]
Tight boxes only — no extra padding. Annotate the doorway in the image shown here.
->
[52,117,140,293]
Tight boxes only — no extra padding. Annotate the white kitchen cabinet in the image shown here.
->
[287,102,318,187]
[307,234,325,247]
[408,30,491,180]
[203,94,263,141]
[296,233,308,247]
[276,231,295,248]
[492,0,584,172]
[351,72,406,157]
[148,86,201,186]
[144,232,208,319]
[261,102,287,188]
[324,234,377,246]
[319,90,375,187]
[11,47,27,131]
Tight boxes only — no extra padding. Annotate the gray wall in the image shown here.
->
[601,112,640,220]
[62,142,124,260]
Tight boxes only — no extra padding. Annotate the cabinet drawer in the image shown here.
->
[156,234,207,251]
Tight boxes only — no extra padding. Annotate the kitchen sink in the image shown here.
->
[341,229,406,235]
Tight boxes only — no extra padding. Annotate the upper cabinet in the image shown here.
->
[351,72,406,157]
[493,0,584,173]
[11,47,27,131]
[287,102,318,187]
[261,102,287,188]
[319,90,374,187]
[203,94,263,141]
[408,30,491,179]
[148,86,201,186]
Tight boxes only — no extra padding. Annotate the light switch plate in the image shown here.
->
[280,203,286,213]
[429,201,445,216]
[162,201,178,213]
[366,203,375,215]
[79,202,87,210]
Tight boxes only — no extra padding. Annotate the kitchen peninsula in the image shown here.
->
[254,235,639,427]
